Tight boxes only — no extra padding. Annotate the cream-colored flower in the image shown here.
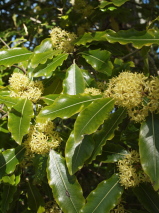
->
[9,73,43,103]
[84,87,102,96]
[50,27,77,52]
[117,150,150,189]
[24,121,61,155]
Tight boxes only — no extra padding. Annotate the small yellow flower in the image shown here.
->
[50,27,77,53]
[9,73,43,103]
[84,87,102,96]
[24,121,61,155]
[117,150,150,189]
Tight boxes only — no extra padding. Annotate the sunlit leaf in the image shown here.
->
[33,53,68,77]
[139,113,159,191]
[34,38,53,53]
[37,94,101,122]
[47,150,85,213]
[0,95,20,108]
[74,98,114,142]
[66,132,94,175]
[80,174,124,213]
[63,63,85,95]
[8,99,33,144]
[0,48,32,66]
[82,49,113,75]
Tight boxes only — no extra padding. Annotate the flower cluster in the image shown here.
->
[73,0,93,18]
[9,73,43,103]
[24,121,61,155]
[117,150,150,189]
[104,71,159,122]
[50,27,77,53]
[84,87,102,96]
[110,203,127,213]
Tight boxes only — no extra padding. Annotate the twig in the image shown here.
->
[121,49,140,60]
[0,38,10,49]
[12,65,27,74]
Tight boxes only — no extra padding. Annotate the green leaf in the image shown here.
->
[74,98,114,142]
[63,63,85,95]
[0,48,32,66]
[41,94,60,105]
[66,132,94,175]
[89,108,127,163]
[27,182,45,212]
[31,50,61,68]
[33,53,68,77]
[47,150,85,213]
[133,183,159,213]
[0,146,25,178]
[0,184,17,213]
[97,142,128,163]
[82,49,113,75]
[80,174,124,213]
[104,29,159,49]
[8,99,33,144]
[139,113,159,191]
[99,0,128,8]
[0,95,19,108]
[34,38,53,53]
[37,94,101,122]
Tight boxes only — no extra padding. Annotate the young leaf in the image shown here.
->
[80,174,124,213]
[0,48,32,66]
[89,108,127,162]
[47,149,85,213]
[82,49,113,75]
[33,53,68,77]
[37,94,101,122]
[0,146,25,179]
[133,183,159,213]
[139,113,159,191]
[27,182,45,212]
[8,99,33,144]
[63,63,85,95]
[74,98,114,143]
[65,132,95,175]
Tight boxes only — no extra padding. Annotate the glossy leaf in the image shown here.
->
[31,50,60,68]
[139,113,159,191]
[63,63,85,95]
[80,174,124,213]
[0,95,19,108]
[133,183,159,213]
[41,94,60,105]
[0,48,32,66]
[97,142,128,163]
[99,0,128,8]
[8,99,33,144]
[75,32,106,45]
[37,94,101,122]
[27,182,45,212]
[74,98,114,143]
[47,150,85,213]
[33,53,68,77]
[82,49,113,75]
[104,28,159,49]
[89,108,127,162]
[66,132,94,175]
[0,146,25,178]
[34,38,53,53]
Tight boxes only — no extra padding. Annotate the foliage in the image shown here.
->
[0,0,159,212]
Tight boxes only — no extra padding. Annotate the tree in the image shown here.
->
[0,0,159,212]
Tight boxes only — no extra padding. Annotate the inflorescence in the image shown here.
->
[104,71,159,122]
[9,73,43,103]
[117,150,150,189]
[50,27,77,53]
[24,120,61,155]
